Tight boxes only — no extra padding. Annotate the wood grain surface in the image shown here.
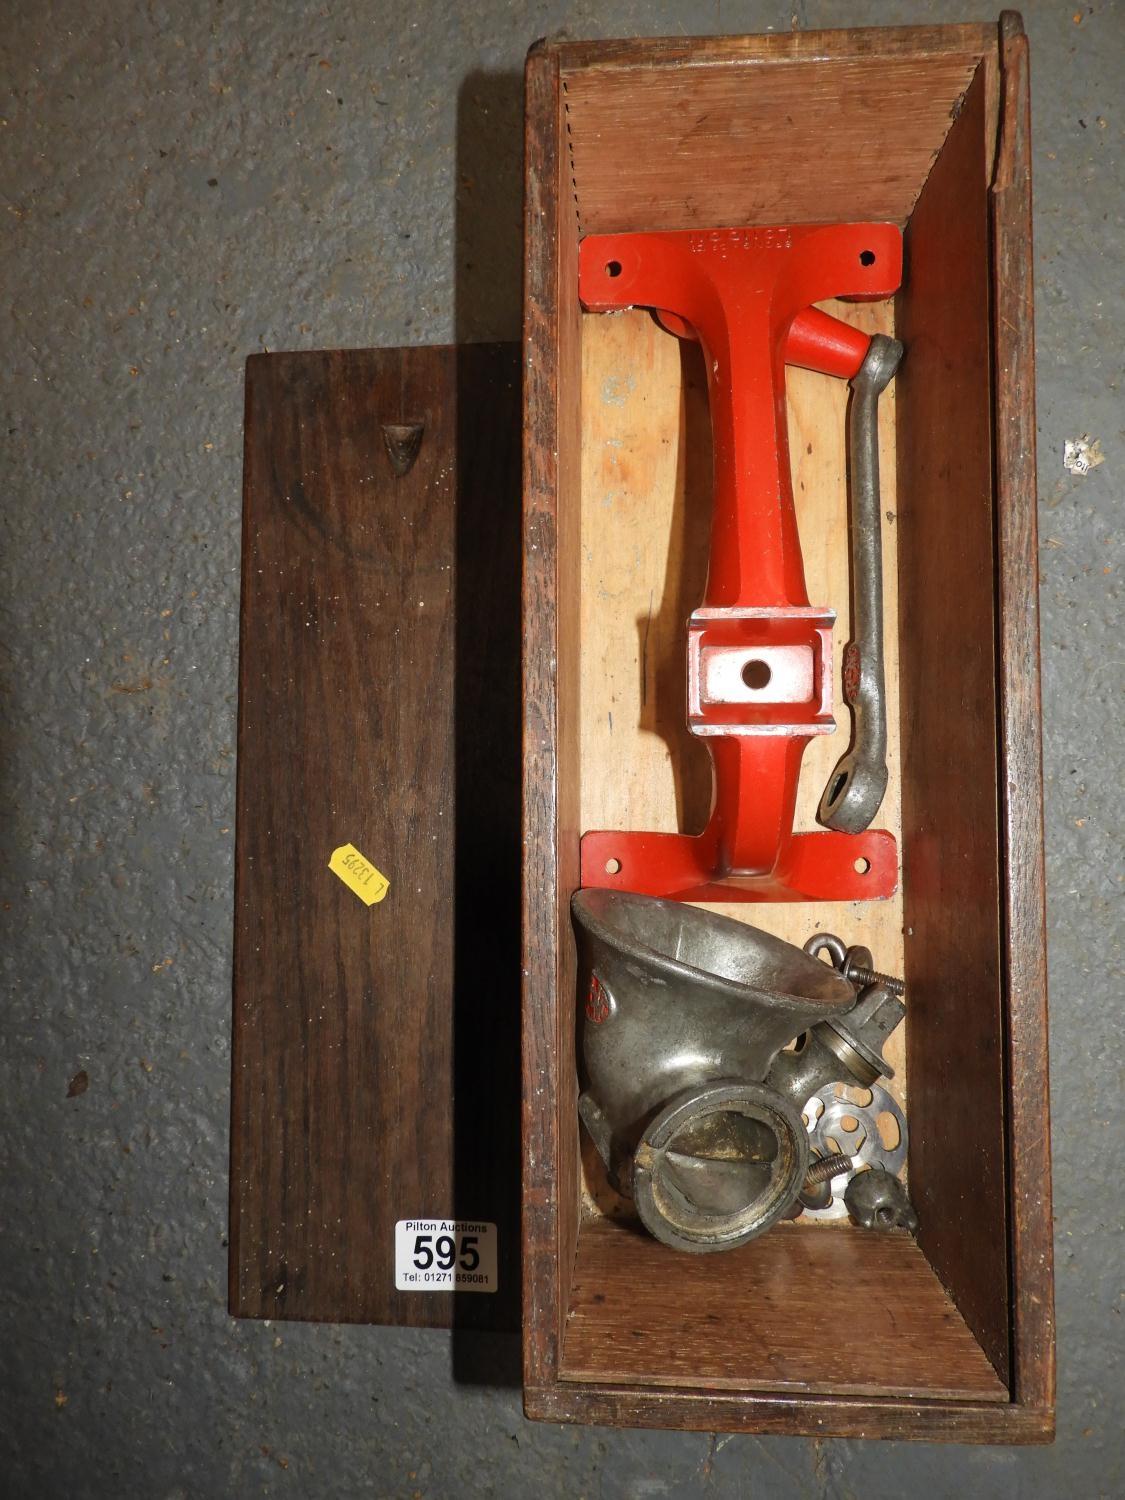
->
[562,54,981,235]
[991,10,1055,1423]
[231,343,521,1330]
[561,1217,1006,1401]
[554,22,997,72]
[522,41,571,1393]
[894,65,1011,1383]
[523,16,1052,1441]
[525,1383,1053,1444]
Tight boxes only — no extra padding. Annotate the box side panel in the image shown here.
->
[523,42,583,1392]
[991,12,1054,1421]
[526,1383,1052,1444]
[896,65,1010,1383]
[562,54,982,234]
[556,51,586,1336]
[555,22,997,71]
[561,1219,1005,1402]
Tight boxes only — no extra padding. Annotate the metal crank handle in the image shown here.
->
[818,334,904,834]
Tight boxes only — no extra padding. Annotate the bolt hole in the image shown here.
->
[843,1086,874,1108]
[854,857,871,875]
[876,1111,901,1151]
[604,857,621,875]
[840,1114,859,1134]
[876,1205,895,1226]
[859,250,876,266]
[605,260,622,278]
[828,771,849,805]
[741,659,772,690]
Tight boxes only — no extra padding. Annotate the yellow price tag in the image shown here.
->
[328,844,390,906]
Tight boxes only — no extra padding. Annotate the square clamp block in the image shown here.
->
[687,606,835,736]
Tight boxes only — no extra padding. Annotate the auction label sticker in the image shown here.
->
[394,1220,497,1293]
[328,844,390,906]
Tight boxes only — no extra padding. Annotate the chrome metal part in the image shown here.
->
[633,1082,810,1253]
[796,1150,852,1213]
[798,1101,852,1221]
[817,334,904,833]
[805,1151,853,1186]
[803,932,847,969]
[572,890,860,1253]
[767,978,905,1100]
[808,1081,908,1178]
[844,1166,919,1232]
[795,1084,910,1222]
[573,891,914,1249]
[803,931,907,998]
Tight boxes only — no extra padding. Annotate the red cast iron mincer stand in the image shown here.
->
[578,221,903,903]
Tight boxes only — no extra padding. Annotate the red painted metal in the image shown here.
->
[578,222,903,902]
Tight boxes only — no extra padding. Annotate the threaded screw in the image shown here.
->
[804,933,906,997]
[804,1152,852,1187]
[844,962,906,997]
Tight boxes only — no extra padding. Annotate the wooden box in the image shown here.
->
[521,16,1053,1441]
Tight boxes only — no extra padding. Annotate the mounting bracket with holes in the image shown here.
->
[576,223,903,902]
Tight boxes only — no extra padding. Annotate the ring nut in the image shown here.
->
[632,1081,809,1253]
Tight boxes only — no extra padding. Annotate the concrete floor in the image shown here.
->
[2,0,1121,1495]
